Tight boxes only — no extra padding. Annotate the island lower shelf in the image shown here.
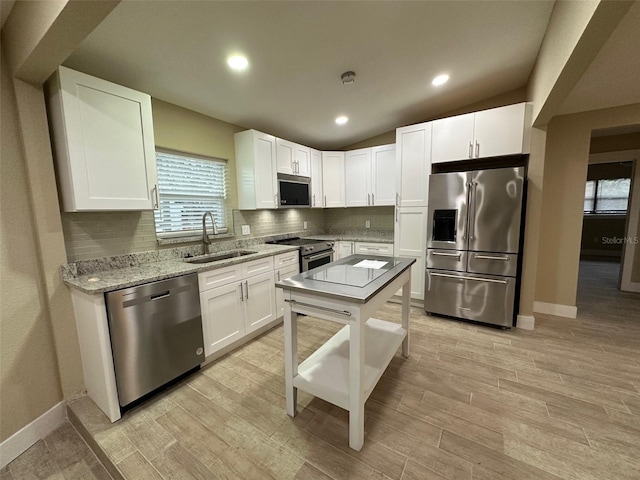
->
[292,317,406,410]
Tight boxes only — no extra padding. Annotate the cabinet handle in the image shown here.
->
[152,185,159,209]
[245,280,249,300]
[432,251,461,258]
[395,192,400,207]
[468,142,473,158]
[371,193,375,205]
[324,195,327,207]
[395,207,398,222]
[277,271,281,281]
[367,193,371,205]
[313,194,316,206]
[474,254,509,261]
[239,282,244,302]
[475,141,480,158]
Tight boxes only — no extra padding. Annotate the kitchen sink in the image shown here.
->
[184,250,257,264]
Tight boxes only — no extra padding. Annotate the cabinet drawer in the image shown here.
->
[276,264,299,282]
[241,256,274,278]
[467,252,518,277]
[425,270,515,327]
[274,251,299,269]
[198,265,242,292]
[354,242,393,255]
[426,249,467,272]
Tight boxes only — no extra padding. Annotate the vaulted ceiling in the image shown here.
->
[64,1,555,150]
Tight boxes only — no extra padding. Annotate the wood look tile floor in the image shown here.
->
[6,261,640,479]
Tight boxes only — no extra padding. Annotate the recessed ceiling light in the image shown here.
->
[335,116,349,125]
[432,74,449,86]
[227,55,249,71]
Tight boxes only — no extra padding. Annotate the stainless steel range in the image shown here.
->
[266,237,335,271]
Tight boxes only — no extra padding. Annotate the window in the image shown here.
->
[154,150,229,237]
[583,178,631,214]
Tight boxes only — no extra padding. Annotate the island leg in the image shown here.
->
[283,297,298,417]
[349,317,365,451]
[402,275,411,357]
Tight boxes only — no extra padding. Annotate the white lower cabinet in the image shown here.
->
[275,263,299,318]
[338,241,354,259]
[394,207,428,300]
[354,242,393,255]
[199,256,276,357]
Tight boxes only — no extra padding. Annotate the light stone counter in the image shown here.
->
[62,244,298,295]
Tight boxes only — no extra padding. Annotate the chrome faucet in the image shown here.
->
[202,211,218,255]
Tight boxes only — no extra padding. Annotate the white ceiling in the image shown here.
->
[559,0,640,117]
[64,0,555,150]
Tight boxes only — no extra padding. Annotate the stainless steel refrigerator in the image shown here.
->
[425,166,525,327]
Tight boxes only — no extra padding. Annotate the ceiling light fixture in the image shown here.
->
[432,74,449,86]
[227,55,249,71]
[341,71,356,84]
[335,116,349,125]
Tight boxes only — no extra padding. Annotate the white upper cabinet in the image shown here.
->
[310,149,323,208]
[322,151,345,208]
[345,148,371,207]
[234,130,278,210]
[396,123,432,208]
[277,138,310,176]
[294,144,311,176]
[431,113,475,164]
[276,138,296,175]
[371,144,396,206]
[47,66,158,212]
[345,145,396,207]
[431,103,532,163]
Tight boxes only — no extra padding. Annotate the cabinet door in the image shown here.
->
[338,241,354,259]
[345,148,371,207]
[52,67,157,211]
[276,138,295,175]
[294,144,311,176]
[322,152,345,208]
[431,113,475,163]
[396,123,431,207]
[371,144,396,206]
[310,149,323,208]
[253,132,278,209]
[394,207,428,300]
[275,264,299,318]
[200,282,245,356]
[244,271,276,334]
[473,103,527,159]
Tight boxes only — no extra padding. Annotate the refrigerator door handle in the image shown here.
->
[474,254,509,261]
[432,251,461,258]
[469,182,478,240]
[430,272,508,285]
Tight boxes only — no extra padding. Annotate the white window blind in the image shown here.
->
[154,150,229,236]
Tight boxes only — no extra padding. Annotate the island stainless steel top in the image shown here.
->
[275,255,415,304]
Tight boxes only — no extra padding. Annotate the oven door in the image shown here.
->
[302,250,334,271]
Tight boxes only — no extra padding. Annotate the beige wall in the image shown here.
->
[590,132,640,154]
[152,98,245,209]
[535,104,640,307]
[1,47,62,442]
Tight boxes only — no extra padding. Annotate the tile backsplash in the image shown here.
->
[62,208,329,262]
[324,206,394,232]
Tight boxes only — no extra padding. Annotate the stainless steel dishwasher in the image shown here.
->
[105,274,204,408]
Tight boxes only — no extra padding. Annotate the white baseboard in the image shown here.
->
[533,301,577,319]
[0,402,66,468]
[516,315,535,330]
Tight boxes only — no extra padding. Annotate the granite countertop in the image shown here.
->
[63,244,299,295]
[276,255,414,303]
[309,233,393,243]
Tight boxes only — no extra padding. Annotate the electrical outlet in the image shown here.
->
[303,221,308,230]
[241,224,250,235]
[365,220,371,228]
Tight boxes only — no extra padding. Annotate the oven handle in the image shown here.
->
[305,252,332,262]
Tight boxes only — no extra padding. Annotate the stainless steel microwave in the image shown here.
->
[278,174,310,207]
